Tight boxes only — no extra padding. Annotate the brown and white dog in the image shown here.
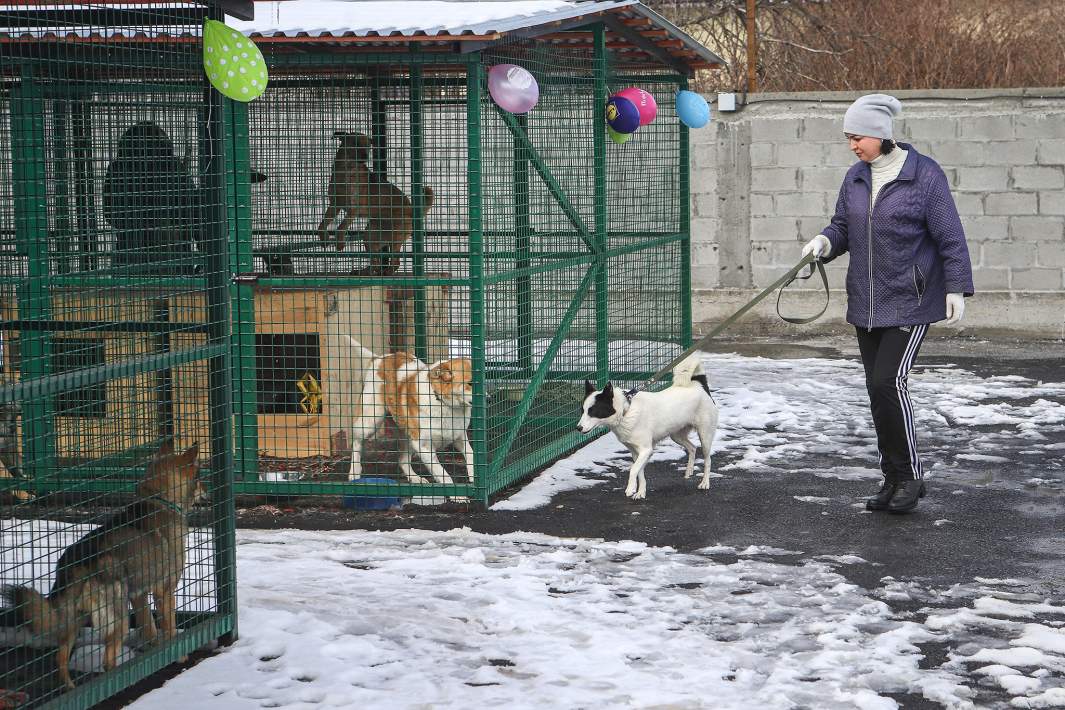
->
[343,337,474,487]
[316,131,434,276]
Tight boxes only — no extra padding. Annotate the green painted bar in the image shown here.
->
[484,233,685,285]
[11,73,57,482]
[467,58,489,504]
[593,24,610,386]
[207,84,237,644]
[494,429,602,492]
[255,276,467,288]
[226,99,260,485]
[679,75,694,349]
[487,268,596,477]
[514,113,533,373]
[0,344,225,404]
[493,106,600,255]
[409,61,429,362]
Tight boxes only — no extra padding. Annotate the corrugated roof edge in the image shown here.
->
[628,3,723,69]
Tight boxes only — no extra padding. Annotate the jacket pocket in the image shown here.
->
[912,264,926,305]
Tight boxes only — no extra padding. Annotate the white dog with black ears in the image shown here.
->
[577,353,718,500]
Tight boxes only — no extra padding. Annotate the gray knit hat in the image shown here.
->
[843,94,902,140]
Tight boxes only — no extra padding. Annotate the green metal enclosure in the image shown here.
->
[0,3,242,707]
[232,9,717,507]
[0,1,721,701]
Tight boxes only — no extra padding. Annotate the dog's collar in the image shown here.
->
[147,495,184,514]
[431,391,471,409]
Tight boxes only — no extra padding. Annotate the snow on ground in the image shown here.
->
[121,527,1064,710]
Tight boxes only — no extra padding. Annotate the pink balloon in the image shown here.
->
[616,87,657,126]
[488,64,540,114]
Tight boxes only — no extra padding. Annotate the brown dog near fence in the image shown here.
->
[316,131,434,275]
[5,442,207,690]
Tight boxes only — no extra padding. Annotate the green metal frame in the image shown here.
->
[0,10,240,707]
[227,22,690,503]
[0,22,690,508]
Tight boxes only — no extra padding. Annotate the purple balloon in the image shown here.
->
[488,64,540,114]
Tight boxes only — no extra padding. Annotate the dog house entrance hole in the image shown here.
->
[255,334,322,415]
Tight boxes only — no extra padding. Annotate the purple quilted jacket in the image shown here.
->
[820,143,975,329]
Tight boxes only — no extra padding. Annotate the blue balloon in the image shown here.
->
[606,96,640,134]
[676,90,710,128]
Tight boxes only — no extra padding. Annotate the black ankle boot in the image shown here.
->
[887,479,926,514]
[865,478,898,511]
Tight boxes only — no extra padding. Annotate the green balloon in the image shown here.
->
[203,19,268,102]
[608,126,633,144]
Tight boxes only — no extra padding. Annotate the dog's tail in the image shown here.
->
[341,335,378,362]
[670,353,706,388]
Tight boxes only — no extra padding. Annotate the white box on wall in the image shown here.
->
[717,92,737,112]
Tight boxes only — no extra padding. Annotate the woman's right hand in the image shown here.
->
[801,235,831,259]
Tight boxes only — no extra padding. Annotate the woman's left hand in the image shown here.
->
[944,293,965,325]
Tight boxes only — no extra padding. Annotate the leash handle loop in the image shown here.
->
[775,258,830,324]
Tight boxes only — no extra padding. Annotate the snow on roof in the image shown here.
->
[232,0,632,38]
[0,1,724,70]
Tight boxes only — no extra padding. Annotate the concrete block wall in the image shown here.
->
[690,88,1065,338]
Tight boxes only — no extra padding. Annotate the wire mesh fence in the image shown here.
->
[0,4,236,707]
[0,9,692,703]
[237,30,689,507]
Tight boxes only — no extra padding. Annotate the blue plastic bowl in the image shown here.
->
[343,477,401,510]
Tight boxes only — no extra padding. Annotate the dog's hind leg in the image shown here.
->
[153,585,177,641]
[695,422,714,490]
[56,627,77,689]
[625,448,652,500]
[349,409,387,481]
[316,204,339,242]
[460,435,475,486]
[101,606,128,673]
[670,428,697,479]
[397,445,418,483]
[132,592,157,645]
[348,437,364,481]
[409,439,454,486]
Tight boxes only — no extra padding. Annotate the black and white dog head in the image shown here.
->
[577,380,625,433]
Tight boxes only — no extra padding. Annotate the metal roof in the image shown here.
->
[1,1,725,72]
[236,0,723,71]
[235,0,633,38]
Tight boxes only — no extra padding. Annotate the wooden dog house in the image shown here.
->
[0,283,448,461]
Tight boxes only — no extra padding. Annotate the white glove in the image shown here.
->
[944,293,965,325]
[801,235,831,259]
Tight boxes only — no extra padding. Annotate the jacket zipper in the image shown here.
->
[867,188,873,332]
[913,264,925,306]
[867,179,900,331]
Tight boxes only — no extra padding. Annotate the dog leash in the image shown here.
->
[638,253,829,391]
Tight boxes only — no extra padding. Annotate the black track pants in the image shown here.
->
[855,324,929,482]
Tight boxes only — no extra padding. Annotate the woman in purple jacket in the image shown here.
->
[801,94,974,514]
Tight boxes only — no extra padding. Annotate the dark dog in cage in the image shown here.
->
[4,441,207,690]
[103,121,268,273]
[316,131,434,275]
[103,122,202,272]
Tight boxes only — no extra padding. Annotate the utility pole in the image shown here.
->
[746,0,758,93]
